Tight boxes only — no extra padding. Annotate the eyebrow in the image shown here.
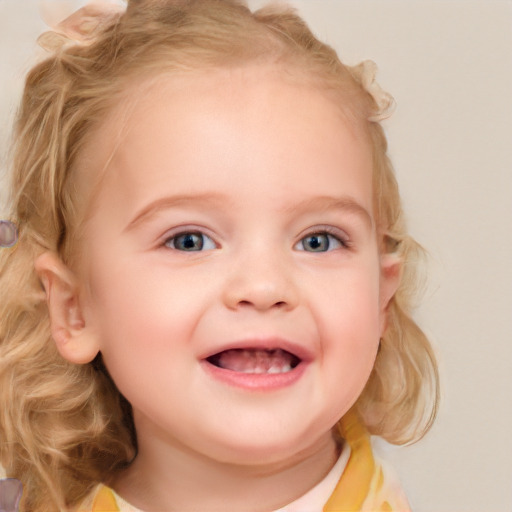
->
[282,196,374,230]
[124,193,373,232]
[123,193,231,232]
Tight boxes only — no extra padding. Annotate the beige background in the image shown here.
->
[1,1,511,511]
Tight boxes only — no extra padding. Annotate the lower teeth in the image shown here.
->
[241,363,292,374]
[207,348,299,373]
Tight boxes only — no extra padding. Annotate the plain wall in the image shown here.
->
[1,1,511,511]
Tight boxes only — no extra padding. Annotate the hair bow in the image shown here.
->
[37,0,126,51]
[355,60,396,122]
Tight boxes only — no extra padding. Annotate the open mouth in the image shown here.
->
[206,348,301,374]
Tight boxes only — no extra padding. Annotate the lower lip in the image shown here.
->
[200,360,308,391]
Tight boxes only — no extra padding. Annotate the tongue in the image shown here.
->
[213,349,296,374]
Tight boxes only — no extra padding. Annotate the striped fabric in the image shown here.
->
[83,409,410,512]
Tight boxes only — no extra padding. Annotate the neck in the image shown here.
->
[111,418,340,512]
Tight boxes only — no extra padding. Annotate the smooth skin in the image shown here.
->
[36,65,400,511]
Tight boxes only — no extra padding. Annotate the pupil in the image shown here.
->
[310,236,320,249]
[306,234,328,251]
[180,233,202,250]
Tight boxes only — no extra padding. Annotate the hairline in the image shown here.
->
[64,58,373,266]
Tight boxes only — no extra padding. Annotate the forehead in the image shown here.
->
[77,64,373,224]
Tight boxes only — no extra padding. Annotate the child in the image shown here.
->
[0,0,439,510]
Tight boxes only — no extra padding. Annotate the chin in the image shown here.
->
[197,423,333,467]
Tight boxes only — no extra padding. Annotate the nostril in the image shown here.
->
[236,299,288,309]
[224,276,299,311]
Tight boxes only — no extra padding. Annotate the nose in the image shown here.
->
[222,248,299,312]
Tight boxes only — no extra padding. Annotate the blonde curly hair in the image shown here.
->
[0,0,439,510]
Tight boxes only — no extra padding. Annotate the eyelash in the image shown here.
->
[163,231,217,251]
[295,227,351,252]
[162,226,351,253]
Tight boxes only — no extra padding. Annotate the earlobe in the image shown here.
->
[379,253,402,334]
[35,251,100,364]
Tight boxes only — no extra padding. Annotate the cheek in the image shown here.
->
[87,270,187,403]
[313,263,381,394]
[84,254,206,363]
[317,261,382,336]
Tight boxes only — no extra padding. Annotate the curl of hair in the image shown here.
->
[0,0,439,509]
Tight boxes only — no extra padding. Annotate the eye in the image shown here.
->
[164,231,216,251]
[295,232,348,252]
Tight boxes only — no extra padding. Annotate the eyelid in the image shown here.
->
[301,225,351,243]
[160,226,220,250]
[294,225,352,251]
[157,224,351,251]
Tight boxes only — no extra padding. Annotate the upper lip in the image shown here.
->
[200,337,315,363]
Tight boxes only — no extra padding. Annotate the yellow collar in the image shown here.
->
[87,409,409,512]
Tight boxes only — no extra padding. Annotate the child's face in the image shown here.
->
[72,65,398,465]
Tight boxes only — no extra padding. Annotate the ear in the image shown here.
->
[379,253,402,335]
[35,251,100,364]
